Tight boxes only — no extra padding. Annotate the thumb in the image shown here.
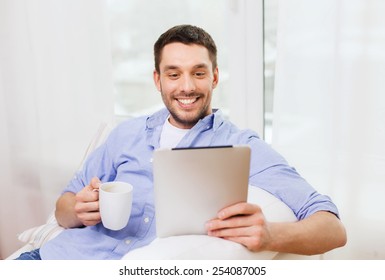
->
[90,177,101,191]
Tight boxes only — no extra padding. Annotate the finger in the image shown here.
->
[74,200,100,214]
[217,202,262,220]
[78,211,101,226]
[207,214,256,231]
[90,177,101,191]
[76,186,99,203]
[208,225,252,238]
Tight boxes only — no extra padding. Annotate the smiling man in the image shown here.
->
[154,42,218,129]
[15,24,346,260]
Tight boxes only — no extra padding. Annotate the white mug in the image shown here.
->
[99,181,133,230]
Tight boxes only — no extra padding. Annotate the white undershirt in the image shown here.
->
[159,117,190,148]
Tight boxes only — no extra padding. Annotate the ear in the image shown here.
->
[212,67,219,89]
[153,70,161,92]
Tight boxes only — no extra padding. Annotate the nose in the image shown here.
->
[179,75,196,93]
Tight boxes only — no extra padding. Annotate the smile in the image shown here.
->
[177,97,198,105]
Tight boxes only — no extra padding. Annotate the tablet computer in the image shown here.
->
[153,145,250,238]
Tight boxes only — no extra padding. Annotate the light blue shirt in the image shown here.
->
[40,108,339,259]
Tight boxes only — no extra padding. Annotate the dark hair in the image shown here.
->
[154,24,217,73]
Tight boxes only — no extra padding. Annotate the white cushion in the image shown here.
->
[17,211,64,249]
[123,235,277,260]
[123,186,297,260]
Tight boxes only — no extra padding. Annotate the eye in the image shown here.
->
[194,71,206,78]
[167,72,179,79]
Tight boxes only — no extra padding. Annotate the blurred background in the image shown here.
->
[1,0,384,259]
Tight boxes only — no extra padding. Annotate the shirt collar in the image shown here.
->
[145,108,170,130]
[146,108,224,132]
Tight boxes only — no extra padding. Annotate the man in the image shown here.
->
[16,24,346,260]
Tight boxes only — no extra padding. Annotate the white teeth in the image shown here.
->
[178,98,196,105]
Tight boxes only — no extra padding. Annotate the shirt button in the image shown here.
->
[144,217,150,223]
[125,239,131,245]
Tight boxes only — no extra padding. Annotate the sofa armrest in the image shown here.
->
[16,211,65,250]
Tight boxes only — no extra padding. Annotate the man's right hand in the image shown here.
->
[74,177,102,227]
[55,177,102,228]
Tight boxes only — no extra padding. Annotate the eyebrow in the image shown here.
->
[162,63,210,72]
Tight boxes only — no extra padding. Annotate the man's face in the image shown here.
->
[153,42,219,129]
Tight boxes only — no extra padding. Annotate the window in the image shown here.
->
[263,0,278,143]
[107,0,230,117]
[107,0,269,139]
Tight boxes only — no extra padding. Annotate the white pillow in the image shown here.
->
[123,186,297,260]
[17,212,64,249]
[123,235,278,260]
